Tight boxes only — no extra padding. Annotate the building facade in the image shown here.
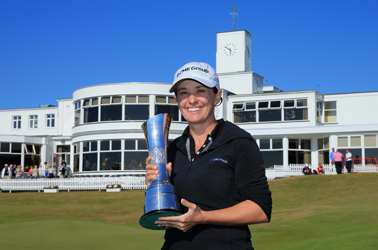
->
[1,30,377,175]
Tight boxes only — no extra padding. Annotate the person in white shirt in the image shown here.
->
[345,149,352,173]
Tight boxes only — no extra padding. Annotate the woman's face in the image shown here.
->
[175,79,221,125]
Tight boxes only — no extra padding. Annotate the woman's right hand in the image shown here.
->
[145,156,172,187]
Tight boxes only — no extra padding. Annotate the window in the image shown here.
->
[155,96,183,122]
[316,102,323,123]
[257,138,283,168]
[46,114,55,128]
[13,116,21,129]
[83,98,99,123]
[83,141,98,171]
[365,135,377,147]
[324,101,337,123]
[29,115,38,129]
[284,99,308,121]
[233,98,308,123]
[125,95,149,120]
[101,96,122,121]
[338,137,348,147]
[75,101,81,126]
[288,138,311,164]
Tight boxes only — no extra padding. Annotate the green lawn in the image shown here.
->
[1,173,377,249]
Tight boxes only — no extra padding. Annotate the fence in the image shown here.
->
[0,176,147,193]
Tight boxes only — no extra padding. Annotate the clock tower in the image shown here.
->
[215,30,263,96]
[216,30,251,73]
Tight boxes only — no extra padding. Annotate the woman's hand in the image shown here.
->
[145,156,172,187]
[156,199,204,232]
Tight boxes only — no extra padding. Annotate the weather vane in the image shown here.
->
[230,5,238,30]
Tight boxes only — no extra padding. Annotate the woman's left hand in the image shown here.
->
[156,199,204,232]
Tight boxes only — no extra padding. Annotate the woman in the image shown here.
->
[16,165,23,178]
[28,166,33,178]
[145,62,272,250]
[32,165,39,178]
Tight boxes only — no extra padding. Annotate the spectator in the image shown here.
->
[29,166,34,178]
[1,164,11,179]
[302,164,312,175]
[59,164,64,179]
[48,165,55,178]
[65,165,71,178]
[345,149,352,173]
[32,165,39,178]
[317,163,325,175]
[11,164,17,179]
[333,149,344,174]
[39,165,45,178]
[329,148,335,165]
[16,165,23,178]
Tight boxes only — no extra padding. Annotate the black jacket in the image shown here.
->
[162,121,272,250]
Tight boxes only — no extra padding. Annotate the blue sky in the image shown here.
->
[1,0,377,110]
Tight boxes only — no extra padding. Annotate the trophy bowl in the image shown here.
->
[139,113,181,230]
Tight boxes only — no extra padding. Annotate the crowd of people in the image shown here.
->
[1,162,72,179]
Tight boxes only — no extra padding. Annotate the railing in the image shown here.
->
[0,176,147,193]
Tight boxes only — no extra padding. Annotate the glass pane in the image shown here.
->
[156,96,166,103]
[270,101,281,108]
[259,110,281,122]
[289,151,311,164]
[364,135,377,147]
[365,148,378,161]
[318,138,323,150]
[126,96,137,103]
[124,152,149,170]
[125,140,135,150]
[156,105,179,121]
[75,110,80,126]
[83,99,90,106]
[139,96,149,103]
[325,111,337,122]
[138,139,147,150]
[26,145,34,154]
[1,143,10,152]
[34,145,41,154]
[92,98,98,105]
[324,137,329,148]
[168,97,176,104]
[284,108,308,121]
[351,136,361,147]
[112,140,121,150]
[91,141,98,151]
[84,107,98,123]
[318,150,330,164]
[260,151,283,168]
[289,139,299,149]
[83,142,89,152]
[297,99,307,107]
[260,139,270,149]
[124,105,149,120]
[57,145,70,153]
[338,137,348,147]
[284,100,295,107]
[101,97,110,104]
[11,143,22,153]
[233,103,243,110]
[246,103,255,109]
[234,111,256,123]
[101,105,122,121]
[325,101,336,110]
[112,96,122,103]
[101,141,110,151]
[258,102,269,108]
[83,153,98,171]
[301,139,311,150]
[272,139,282,149]
[74,154,80,172]
[100,152,122,170]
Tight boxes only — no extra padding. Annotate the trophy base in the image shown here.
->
[139,209,182,230]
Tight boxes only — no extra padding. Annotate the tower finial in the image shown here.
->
[230,5,238,30]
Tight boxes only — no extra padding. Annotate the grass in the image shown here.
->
[1,173,377,249]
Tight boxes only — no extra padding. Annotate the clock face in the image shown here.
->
[223,43,237,57]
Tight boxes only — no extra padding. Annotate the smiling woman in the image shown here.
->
[145,62,272,250]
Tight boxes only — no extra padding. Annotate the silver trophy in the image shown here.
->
[139,113,181,230]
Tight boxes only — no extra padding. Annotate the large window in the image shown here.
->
[124,95,149,120]
[316,102,323,123]
[258,138,283,168]
[324,101,337,123]
[289,139,311,164]
[318,137,330,164]
[83,141,98,171]
[13,116,21,129]
[156,96,182,121]
[46,114,55,128]
[100,140,122,170]
[83,98,99,123]
[29,115,38,129]
[101,96,122,121]
[124,139,148,170]
[233,99,308,123]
